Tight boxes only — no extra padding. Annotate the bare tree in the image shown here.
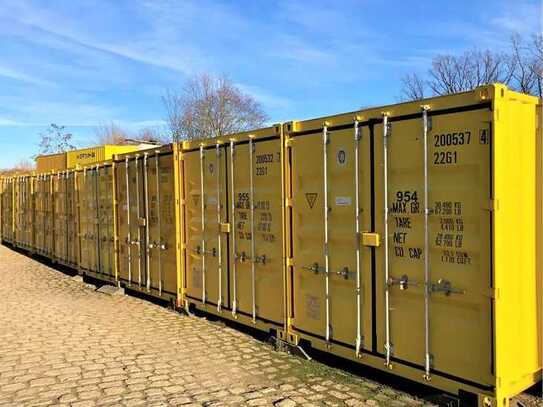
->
[137,127,169,144]
[94,122,130,145]
[14,159,35,172]
[426,50,513,96]
[401,33,541,100]
[401,73,426,100]
[162,74,268,142]
[38,123,76,155]
[509,34,539,95]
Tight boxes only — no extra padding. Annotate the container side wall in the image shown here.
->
[493,88,542,401]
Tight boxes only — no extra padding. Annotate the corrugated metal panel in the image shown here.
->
[67,144,154,168]
[36,153,67,173]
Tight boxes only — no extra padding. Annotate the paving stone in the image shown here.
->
[0,245,432,407]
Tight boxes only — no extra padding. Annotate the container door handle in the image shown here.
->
[430,279,465,296]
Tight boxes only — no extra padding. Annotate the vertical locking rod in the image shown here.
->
[422,107,432,380]
[230,141,237,316]
[155,151,162,296]
[354,121,363,357]
[323,125,331,342]
[64,172,69,262]
[383,114,392,367]
[125,157,132,284]
[94,167,101,275]
[216,144,223,312]
[199,146,206,304]
[135,155,142,287]
[249,138,257,324]
[143,153,151,291]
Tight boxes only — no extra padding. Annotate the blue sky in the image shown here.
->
[0,0,541,168]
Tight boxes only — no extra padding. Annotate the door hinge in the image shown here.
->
[484,199,499,212]
[286,257,294,267]
[483,287,499,299]
[285,198,293,207]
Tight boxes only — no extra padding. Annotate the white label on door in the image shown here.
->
[208,196,217,205]
[335,196,352,206]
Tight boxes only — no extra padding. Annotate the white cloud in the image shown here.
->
[0,117,40,126]
[0,64,54,86]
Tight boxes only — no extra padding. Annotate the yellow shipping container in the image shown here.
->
[77,162,116,281]
[115,145,182,303]
[180,125,286,334]
[33,174,54,257]
[284,84,541,406]
[0,177,14,243]
[52,170,78,267]
[13,175,34,250]
[67,144,152,169]
[35,153,67,173]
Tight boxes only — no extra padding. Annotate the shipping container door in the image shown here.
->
[34,177,44,254]
[78,171,90,270]
[66,172,78,266]
[289,124,373,351]
[97,166,114,278]
[183,146,228,306]
[80,169,99,273]
[54,174,67,262]
[146,152,177,297]
[375,108,493,385]
[118,156,146,287]
[229,138,284,324]
[22,177,33,249]
[46,175,54,257]
[14,179,20,245]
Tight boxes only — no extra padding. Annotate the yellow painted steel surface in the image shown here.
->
[116,146,180,301]
[77,164,115,280]
[0,178,14,243]
[52,171,78,267]
[285,119,373,349]
[34,174,54,257]
[13,176,34,250]
[36,153,67,173]
[67,145,151,169]
[284,84,541,405]
[181,126,285,330]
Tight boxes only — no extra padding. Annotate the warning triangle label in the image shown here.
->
[305,193,318,209]
[192,194,200,206]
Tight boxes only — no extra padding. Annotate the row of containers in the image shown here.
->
[1,84,541,407]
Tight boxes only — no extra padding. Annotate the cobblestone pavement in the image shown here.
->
[0,245,435,406]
